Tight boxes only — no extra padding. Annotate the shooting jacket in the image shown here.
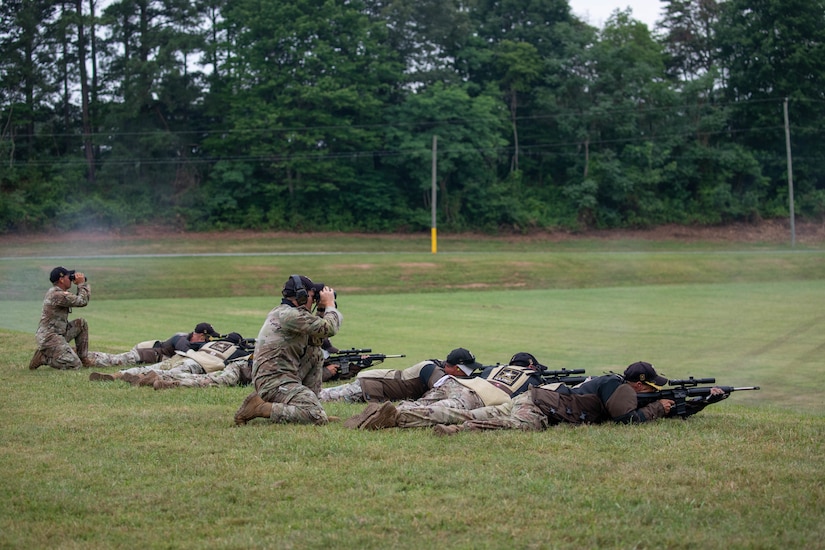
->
[531,374,666,424]
[478,364,544,398]
[176,340,251,373]
[357,360,446,402]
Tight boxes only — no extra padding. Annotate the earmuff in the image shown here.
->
[290,274,308,305]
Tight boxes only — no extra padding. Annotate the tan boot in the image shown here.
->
[153,378,180,390]
[120,372,142,385]
[433,424,465,436]
[343,402,398,430]
[80,356,96,368]
[137,371,160,387]
[234,391,272,426]
[28,349,46,370]
[89,372,123,382]
[121,371,160,387]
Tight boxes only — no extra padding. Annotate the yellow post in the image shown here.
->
[431,135,438,254]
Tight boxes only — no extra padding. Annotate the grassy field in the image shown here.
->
[1,231,824,548]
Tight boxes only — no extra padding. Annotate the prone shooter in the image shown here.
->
[636,375,760,418]
[324,348,406,381]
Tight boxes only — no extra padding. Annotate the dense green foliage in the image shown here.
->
[1,0,824,233]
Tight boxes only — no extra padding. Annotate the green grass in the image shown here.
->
[1,233,824,548]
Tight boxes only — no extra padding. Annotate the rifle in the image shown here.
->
[637,376,760,418]
[326,348,406,380]
[540,368,589,387]
[217,335,257,351]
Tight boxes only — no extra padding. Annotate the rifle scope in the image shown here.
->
[668,377,716,386]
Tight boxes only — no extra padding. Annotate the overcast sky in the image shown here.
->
[568,0,664,28]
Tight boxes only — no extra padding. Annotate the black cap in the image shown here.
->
[282,275,325,297]
[223,332,243,345]
[623,361,668,388]
[193,323,220,337]
[445,348,483,375]
[509,352,546,370]
[50,266,74,283]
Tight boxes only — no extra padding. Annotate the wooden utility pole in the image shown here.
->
[431,135,438,254]
[783,98,795,247]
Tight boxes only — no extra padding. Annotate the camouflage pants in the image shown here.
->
[159,360,245,388]
[36,319,88,369]
[395,378,485,428]
[319,379,364,402]
[461,393,549,431]
[117,356,203,376]
[256,377,329,425]
[86,349,140,368]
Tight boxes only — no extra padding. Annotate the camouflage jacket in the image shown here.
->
[252,300,342,387]
[35,283,90,341]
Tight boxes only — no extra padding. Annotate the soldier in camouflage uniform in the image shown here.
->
[89,333,249,387]
[86,322,222,372]
[343,351,545,430]
[430,361,698,435]
[319,347,476,403]
[29,266,97,370]
[234,275,342,426]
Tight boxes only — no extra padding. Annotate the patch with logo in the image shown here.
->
[489,366,531,390]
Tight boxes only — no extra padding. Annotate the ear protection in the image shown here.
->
[290,274,308,305]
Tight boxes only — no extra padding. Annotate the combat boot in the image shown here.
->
[343,402,398,430]
[89,372,123,382]
[153,378,180,390]
[433,424,465,436]
[137,371,160,387]
[121,371,160,387]
[80,356,96,368]
[234,391,272,425]
[28,349,46,370]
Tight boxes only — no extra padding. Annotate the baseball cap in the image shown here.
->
[282,275,325,297]
[623,361,668,389]
[223,332,243,345]
[193,323,220,338]
[446,348,483,376]
[509,352,546,370]
[50,266,74,283]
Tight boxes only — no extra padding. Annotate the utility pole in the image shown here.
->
[784,98,796,247]
[431,135,438,254]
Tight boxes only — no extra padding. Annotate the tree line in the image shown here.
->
[1,0,824,234]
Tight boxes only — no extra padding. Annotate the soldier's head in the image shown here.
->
[509,352,545,371]
[191,322,220,342]
[49,266,75,289]
[623,361,668,393]
[282,275,325,307]
[444,348,483,376]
